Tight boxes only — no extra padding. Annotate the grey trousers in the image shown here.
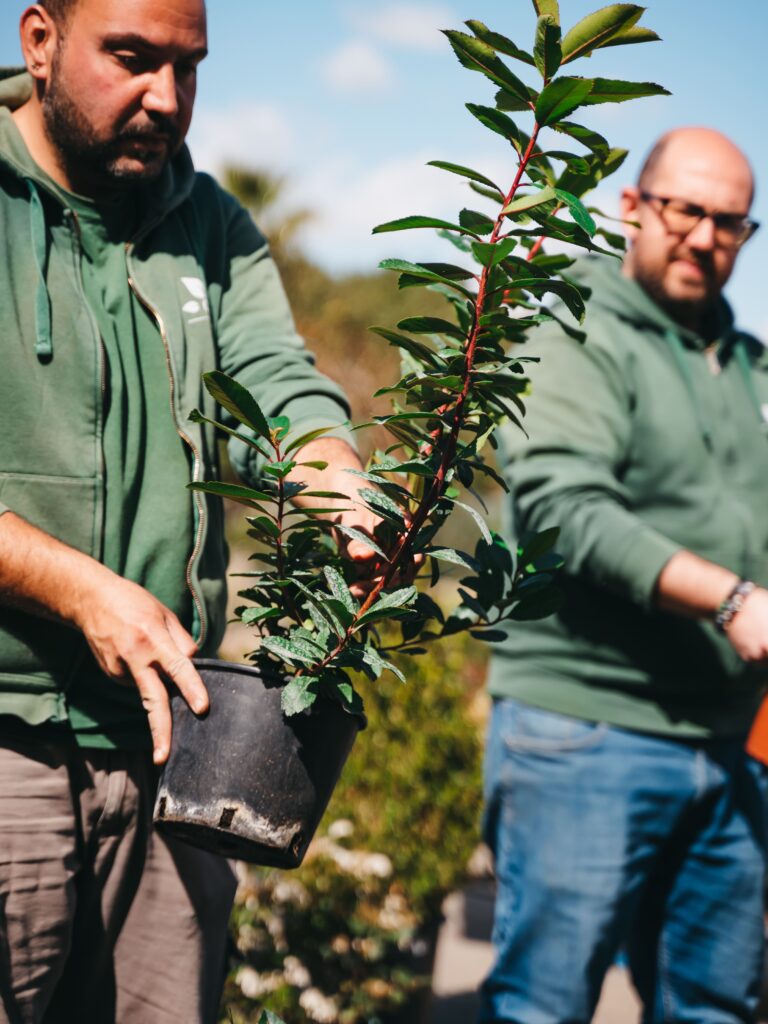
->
[0,735,237,1024]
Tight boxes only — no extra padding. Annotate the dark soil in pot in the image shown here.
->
[153,659,365,868]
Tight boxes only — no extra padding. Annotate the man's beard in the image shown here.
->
[42,54,180,191]
[632,246,720,330]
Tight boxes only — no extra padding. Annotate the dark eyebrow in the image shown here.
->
[102,33,208,62]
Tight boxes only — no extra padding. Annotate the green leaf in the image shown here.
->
[246,515,280,539]
[284,425,335,454]
[369,326,441,367]
[263,459,297,479]
[553,121,609,157]
[261,636,321,666]
[188,409,270,459]
[298,460,329,470]
[426,160,502,193]
[241,606,283,625]
[554,187,597,235]
[459,208,495,235]
[534,15,562,80]
[495,88,534,113]
[443,30,533,105]
[281,676,319,716]
[324,566,357,614]
[259,1011,287,1024]
[579,78,670,105]
[397,316,466,340]
[202,371,271,441]
[334,680,364,714]
[373,214,469,235]
[470,629,509,643]
[428,547,480,571]
[535,77,593,125]
[472,237,516,268]
[362,645,406,683]
[601,25,661,48]
[532,0,560,21]
[561,4,643,64]
[464,20,536,66]
[451,499,492,544]
[379,258,475,284]
[188,481,275,506]
[503,186,557,214]
[465,104,520,148]
[518,526,561,564]
[359,488,406,524]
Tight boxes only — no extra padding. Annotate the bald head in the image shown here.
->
[621,126,756,331]
[638,127,754,206]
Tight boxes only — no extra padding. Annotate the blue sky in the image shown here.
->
[1,1,766,338]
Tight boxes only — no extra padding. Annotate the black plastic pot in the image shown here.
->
[153,659,365,868]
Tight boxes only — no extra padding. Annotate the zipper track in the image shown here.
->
[125,246,208,648]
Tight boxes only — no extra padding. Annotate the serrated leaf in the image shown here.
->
[554,188,597,235]
[426,160,502,193]
[324,566,357,614]
[202,370,271,440]
[188,481,275,505]
[444,30,533,105]
[579,78,670,105]
[561,4,643,64]
[241,607,283,625]
[397,316,466,339]
[380,258,475,283]
[428,547,480,571]
[534,15,562,80]
[553,121,609,157]
[601,25,661,48]
[373,214,468,235]
[451,499,493,543]
[465,104,520,149]
[472,237,516,267]
[281,676,319,716]
[459,208,495,235]
[495,88,534,113]
[535,77,593,126]
[503,186,557,214]
[464,20,536,66]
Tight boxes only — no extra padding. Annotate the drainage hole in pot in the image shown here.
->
[218,807,237,830]
[157,797,167,819]
[291,832,305,858]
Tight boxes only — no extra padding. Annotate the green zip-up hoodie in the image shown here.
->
[489,255,768,738]
[0,70,354,728]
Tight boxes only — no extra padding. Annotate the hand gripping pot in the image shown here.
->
[153,659,366,868]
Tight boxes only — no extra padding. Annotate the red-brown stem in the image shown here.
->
[312,124,542,674]
[527,200,564,261]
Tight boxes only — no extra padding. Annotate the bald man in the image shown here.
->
[480,128,766,1023]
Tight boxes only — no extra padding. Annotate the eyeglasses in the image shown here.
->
[639,190,760,249]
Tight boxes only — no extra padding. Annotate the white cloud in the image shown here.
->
[295,149,513,272]
[347,3,455,51]
[320,40,393,92]
[186,101,296,176]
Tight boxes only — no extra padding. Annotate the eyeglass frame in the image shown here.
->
[638,190,760,249]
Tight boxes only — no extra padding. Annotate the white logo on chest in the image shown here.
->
[181,276,210,324]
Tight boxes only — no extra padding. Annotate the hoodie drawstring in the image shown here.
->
[25,178,52,360]
[664,329,713,451]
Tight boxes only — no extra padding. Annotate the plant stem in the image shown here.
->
[308,124,542,677]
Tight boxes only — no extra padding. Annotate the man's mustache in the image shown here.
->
[117,116,180,145]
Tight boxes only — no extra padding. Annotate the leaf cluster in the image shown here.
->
[196,2,666,717]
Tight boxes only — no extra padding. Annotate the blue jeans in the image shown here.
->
[480,698,768,1024]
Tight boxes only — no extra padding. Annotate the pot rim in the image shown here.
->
[191,657,368,728]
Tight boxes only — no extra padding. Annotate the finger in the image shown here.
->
[133,668,173,765]
[155,641,209,716]
[346,539,380,562]
[164,613,199,658]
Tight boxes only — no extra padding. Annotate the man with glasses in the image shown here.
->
[480,127,767,1024]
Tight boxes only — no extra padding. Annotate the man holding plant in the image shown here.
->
[482,127,767,1022]
[0,0,377,1021]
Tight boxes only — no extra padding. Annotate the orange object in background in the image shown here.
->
[746,696,768,765]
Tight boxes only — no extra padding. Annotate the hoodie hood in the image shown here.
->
[0,68,197,360]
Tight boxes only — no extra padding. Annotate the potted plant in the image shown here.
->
[154,0,666,868]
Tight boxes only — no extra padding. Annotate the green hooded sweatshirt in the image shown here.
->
[0,70,354,741]
[489,255,768,738]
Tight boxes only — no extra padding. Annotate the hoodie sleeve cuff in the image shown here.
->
[589,515,682,609]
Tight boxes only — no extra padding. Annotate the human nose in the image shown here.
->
[143,64,179,118]
[686,214,717,251]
